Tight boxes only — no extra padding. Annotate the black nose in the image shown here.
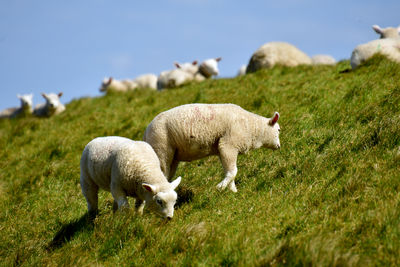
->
[166,216,172,221]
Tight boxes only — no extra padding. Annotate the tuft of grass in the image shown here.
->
[1,55,400,266]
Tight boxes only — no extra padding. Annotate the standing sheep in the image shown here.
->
[143,104,281,192]
[33,92,65,117]
[80,136,182,219]
[0,94,33,119]
[246,42,312,73]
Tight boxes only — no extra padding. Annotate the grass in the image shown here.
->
[1,55,399,266]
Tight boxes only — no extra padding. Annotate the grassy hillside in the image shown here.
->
[1,55,399,266]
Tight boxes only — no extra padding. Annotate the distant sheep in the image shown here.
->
[144,103,281,192]
[0,94,33,119]
[311,55,337,65]
[246,42,312,73]
[195,57,222,81]
[80,136,182,219]
[350,38,400,69]
[372,25,400,39]
[33,92,65,117]
[100,74,157,93]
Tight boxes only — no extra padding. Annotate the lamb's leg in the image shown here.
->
[135,199,145,215]
[80,175,99,215]
[111,182,129,211]
[216,144,238,192]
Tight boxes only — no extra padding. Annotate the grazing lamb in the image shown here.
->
[143,104,281,192]
[350,38,400,69]
[33,92,65,117]
[311,55,337,65]
[372,25,400,39]
[80,136,182,219]
[246,42,312,73]
[0,94,33,119]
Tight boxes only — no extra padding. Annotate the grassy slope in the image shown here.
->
[1,55,399,266]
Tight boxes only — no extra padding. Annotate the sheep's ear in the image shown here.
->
[41,93,47,99]
[58,92,63,98]
[142,183,157,194]
[372,25,382,34]
[174,62,181,68]
[192,60,198,65]
[215,57,222,62]
[269,112,279,126]
[170,176,182,190]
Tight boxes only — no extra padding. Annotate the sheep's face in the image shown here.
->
[100,77,113,92]
[142,176,181,219]
[17,94,33,109]
[199,57,222,78]
[42,93,63,111]
[264,112,281,150]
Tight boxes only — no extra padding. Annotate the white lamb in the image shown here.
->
[350,38,400,69]
[130,74,158,90]
[0,94,33,119]
[372,25,400,39]
[143,103,281,193]
[33,92,65,117]
[311,55,337,65]
[80,136,182,219]
[194,57,222,81]
[246,42,312,73]
[100,77,130,92]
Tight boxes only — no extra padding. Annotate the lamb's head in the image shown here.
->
[142,176,181,220]
[17,94,33,109]
[263,112,281,150]
[100,77,113,92]
[199,57,222,78]
[373,25,400,39]
[42,92,63,111]
[174,60,199,75]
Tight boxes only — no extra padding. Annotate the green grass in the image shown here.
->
[1,55,399,266]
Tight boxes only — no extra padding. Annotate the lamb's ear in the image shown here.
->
[58,92,63,98]
[372,25,382,34]
[142,183,157,194]
[269,112,279,126]
[174,62,181,68]
[41,93,48,99]
[170,176,182,190]
[215,57,222,62]
[192,60,198,65]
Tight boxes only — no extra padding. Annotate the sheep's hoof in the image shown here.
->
[229,182,238,193]
[216,182,228,191]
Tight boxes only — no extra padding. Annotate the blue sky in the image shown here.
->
[0,0,399,111]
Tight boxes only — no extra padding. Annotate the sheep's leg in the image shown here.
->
[216,144,238,192]
[159,146,176,180]
[80,175,99,215]
[168,157,180,180]
[135,199,145,215]
[110,182,129,211]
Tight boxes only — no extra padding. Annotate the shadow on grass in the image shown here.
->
[175,186,194,209]
[47,212,95,251]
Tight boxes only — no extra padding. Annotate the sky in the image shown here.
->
[0,0,399,111]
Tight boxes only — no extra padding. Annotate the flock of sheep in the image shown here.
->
[2,24,399,219]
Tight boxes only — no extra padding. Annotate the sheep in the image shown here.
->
[143,103,281,193]
[246,42,312,73]
[0,94,33,119]
[157,58,222,90]
[311,55,337,65]
[80,136,182,219]
[350,38,400,69]
[372,25,400,39]
[100,77,130,92]
[130,74,158,90]
[33,92,65,117]
[195,57,222,81]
